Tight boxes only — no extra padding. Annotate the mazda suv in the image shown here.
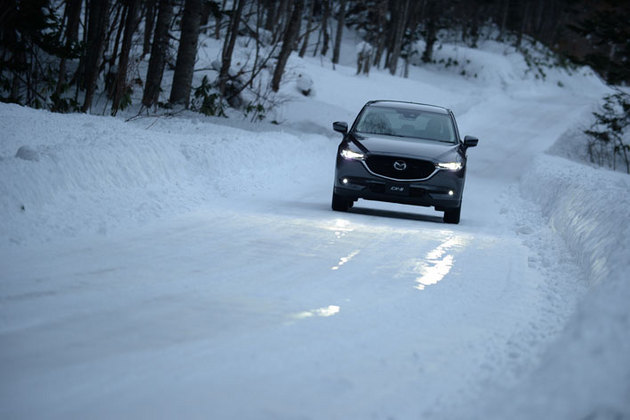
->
[332,100,478,224]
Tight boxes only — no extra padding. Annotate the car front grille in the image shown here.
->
[365,155,435,180]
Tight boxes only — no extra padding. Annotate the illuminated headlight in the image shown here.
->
[340,148,365,161]
[437,162,463,171]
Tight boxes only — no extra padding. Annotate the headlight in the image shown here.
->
[437,162,463,171]
[340,148,365,161]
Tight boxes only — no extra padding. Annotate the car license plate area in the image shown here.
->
[386,183,409,195]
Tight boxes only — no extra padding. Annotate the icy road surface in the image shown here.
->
[1,197,584,420]
[0,87,596,419]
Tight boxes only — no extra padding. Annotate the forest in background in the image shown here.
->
[0,0,628,117]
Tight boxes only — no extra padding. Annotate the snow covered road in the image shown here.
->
[1,188,583,419]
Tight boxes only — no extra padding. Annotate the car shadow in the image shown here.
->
[272,199,446,224]
[348,206,445,224]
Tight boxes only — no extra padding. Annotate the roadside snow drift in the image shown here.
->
[0,105,333,245]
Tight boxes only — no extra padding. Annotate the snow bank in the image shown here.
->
[410,39,604,98]
[522,156,630,285]
[0,103,334,246]
[490,155,630,419]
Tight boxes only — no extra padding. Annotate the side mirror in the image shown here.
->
[463,135,478,148]
[333,121,348,134]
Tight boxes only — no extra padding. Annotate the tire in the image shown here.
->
[332,192,351,212]
[443,206,461,224]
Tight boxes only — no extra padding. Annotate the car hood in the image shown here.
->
[352,133,460,162]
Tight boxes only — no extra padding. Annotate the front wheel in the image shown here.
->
[443,206,461,224]
[332,192,352,212]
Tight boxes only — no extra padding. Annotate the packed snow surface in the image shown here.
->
[1,39,629,419]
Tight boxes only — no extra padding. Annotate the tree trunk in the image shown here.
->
[82,0,110,112]
[199,0,211,27]
[142,0,174,108]
[384,0,398,70]
[291,2,303,51]
[298,0,315,57]
[388,0,409,75]
[106,3,126,98]
[372,0,387,67]
[312,3,323,57]
[271,0,304,92]
[66,0,83,44]
[143,0,157,57]
[215,0,227,40]
[402,4,419,77]
[169,0,201,107]
[266,0,289,43]
[422,18,437,63]
[112,0,140,115]
[499,0,509,40]
[56,0,82,96]
[263,0,276,32]
[320,0,330,56]
[516,0,531,47]
[472,16,480,48]
[218,0,245,97]
[331,0,346,64]
[75,0,90,100]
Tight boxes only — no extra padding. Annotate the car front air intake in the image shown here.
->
[365,155,436,180]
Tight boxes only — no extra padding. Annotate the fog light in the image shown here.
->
[342,178,349,184]
[448,190,454,196]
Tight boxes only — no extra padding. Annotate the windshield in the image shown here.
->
[355,105,457,143]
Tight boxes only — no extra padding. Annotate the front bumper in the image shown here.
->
[334,158,464,210]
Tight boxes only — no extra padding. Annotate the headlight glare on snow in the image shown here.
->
[437,162,463,171]
[340,148,365,161]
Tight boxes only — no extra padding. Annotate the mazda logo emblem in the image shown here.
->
[393,160,407,171]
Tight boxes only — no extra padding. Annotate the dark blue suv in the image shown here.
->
[332,100,478,224]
